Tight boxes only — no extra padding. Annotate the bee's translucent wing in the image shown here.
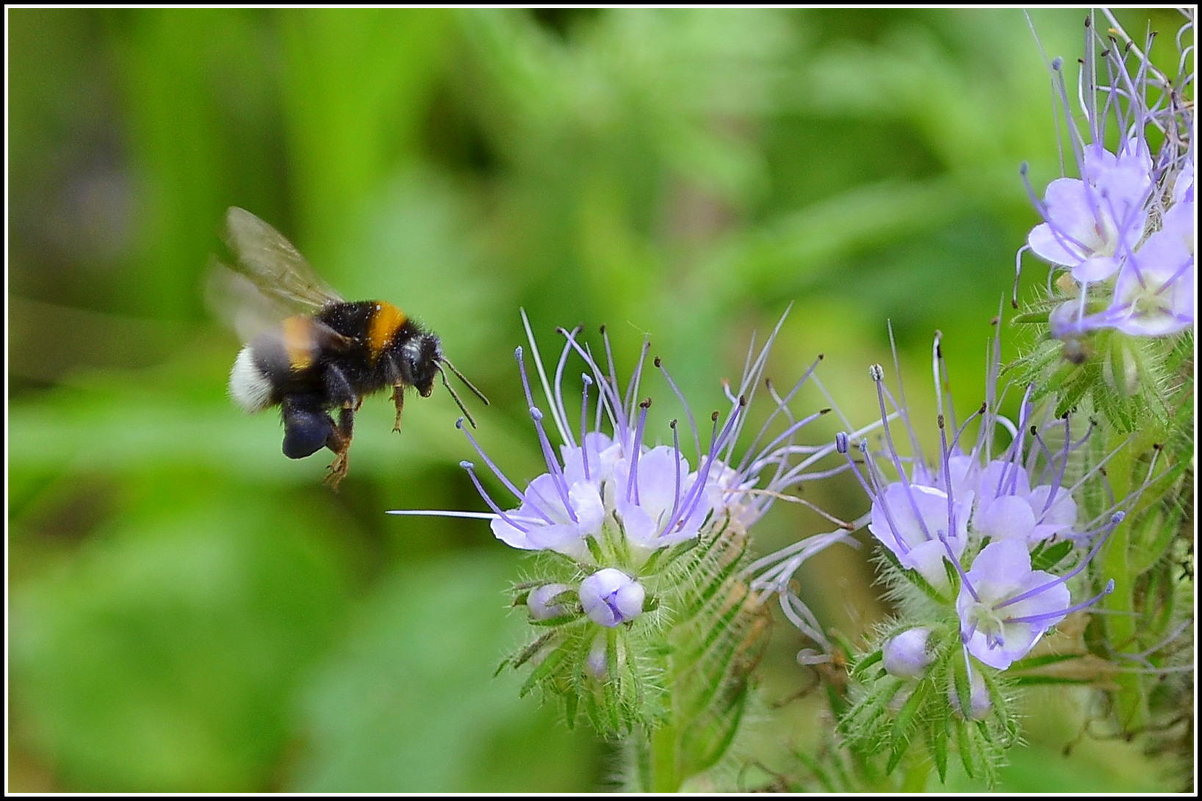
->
[206,257,299,345]
[220,206,344,313]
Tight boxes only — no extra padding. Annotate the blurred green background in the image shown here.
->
[7,7,1185,792]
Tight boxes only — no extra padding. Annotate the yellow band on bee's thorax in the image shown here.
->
[368,301,407,362]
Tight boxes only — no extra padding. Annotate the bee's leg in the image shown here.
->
[390,384,406,433]
[323,406,355,490]
[324,363,357,409]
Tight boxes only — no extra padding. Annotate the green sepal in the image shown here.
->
[850,648,883,682]
[926,716,949,782]
[950,653,974,726]
[954,719,975,779]
[519,638,572,697]
[886,679,930,773]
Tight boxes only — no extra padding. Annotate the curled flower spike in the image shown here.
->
[1022,9,1195,339]
[836,324,1127,680]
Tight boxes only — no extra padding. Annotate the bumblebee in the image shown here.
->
[214,206,485,488]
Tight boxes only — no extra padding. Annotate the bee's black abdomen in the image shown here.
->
[281,396,334,459]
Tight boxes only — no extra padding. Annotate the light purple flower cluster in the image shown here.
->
[1022,10,1195,339]
[396,310,842,631]
[841,332,1118,672]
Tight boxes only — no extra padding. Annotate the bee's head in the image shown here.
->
[401,332,442,398]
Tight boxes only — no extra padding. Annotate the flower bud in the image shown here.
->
[579,568,646,627]
[586,635,608,679]
[526,583,574,620]
[883,627,934,679]
[949,668,992,721]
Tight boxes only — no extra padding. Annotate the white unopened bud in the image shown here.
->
[526,583,573,620]
[883,627,934,679]
[586,635,608,679]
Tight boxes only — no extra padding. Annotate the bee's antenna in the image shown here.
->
[436,360,488,429]
[440,357,490,406]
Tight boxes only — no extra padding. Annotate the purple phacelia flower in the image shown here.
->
[955,538,1115,670]
[867,481,970,591]
[1021,10,1195,340]
[841,330,1094,592]
[1027,138,1154,283]
[395,310,842,576]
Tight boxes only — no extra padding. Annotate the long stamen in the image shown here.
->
[663,399,744,536]
[883,322,924,463]
[599,325,629,436]
[529,407,578,523]
[624,339,652,417]
[836,433,873,497]
[552,326,583,449]
[946,403,987,462]
[666,419,684,526]
[937,414,963,541]
[564,336,626,442]
[938,529,976,601]
[871,365,915,489]
[871,365,944,544]
[722,309,792,461]
[520,311,570,445]
[457,418,553,522]
[579,374,594,481]
[996,513,1124,609]
[748,408,831,472]
[460,461,534,532]
[738,354,824,475]
[1004,580,1116,626]
[1013,239,1031,308]
[851,440,912,557]
[625,399,651,505]
[749,377,801,508]
[655,356,701,458]
[1031,417,1075,518]
[995,386,1035,497]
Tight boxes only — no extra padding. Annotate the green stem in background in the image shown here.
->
[1098,431,1151,733]
[647,716,684,793]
